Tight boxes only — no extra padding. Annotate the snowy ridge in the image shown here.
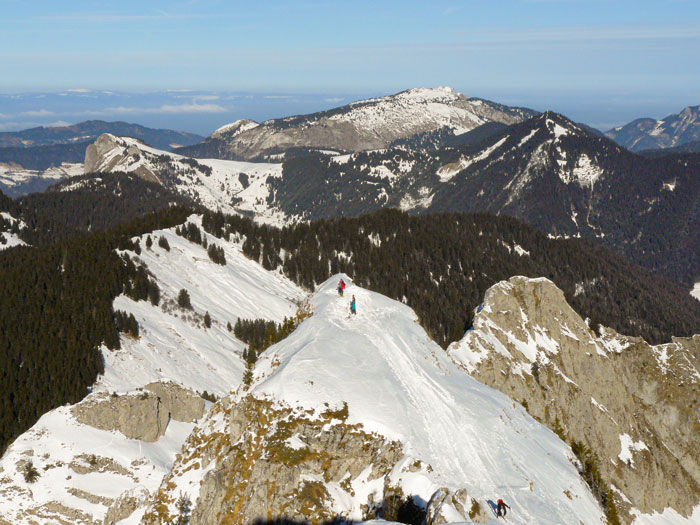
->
[606,105,700,151]
[210,119,259,139]
[84,133,291,225]
[189,87,537,160]
[329,87,485,136]
[229,275,604,523]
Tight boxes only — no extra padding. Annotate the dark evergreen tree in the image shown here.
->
[178,289,192,309]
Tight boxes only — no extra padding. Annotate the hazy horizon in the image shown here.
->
[2,0,699,135]
[0,86,696,137]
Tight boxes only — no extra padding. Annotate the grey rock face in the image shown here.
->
[143,396,480,525]
[85,134,160,183]
[426,487,489,524]
[71,382,205,442]
[145,381,205,424]
[448,276,700,522]
[104,486,150,525]
[141,395,490,525]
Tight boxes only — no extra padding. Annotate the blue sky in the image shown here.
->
[1,0,699,133]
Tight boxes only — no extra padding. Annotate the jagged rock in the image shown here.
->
[71,383,206,442]
[143,396,406,525]
[145,381,205,423]
[448,276,700,522]
[425,487,488,524]
[104,486,150,524]
[85,134,159,183]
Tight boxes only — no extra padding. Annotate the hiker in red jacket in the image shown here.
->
[496,499,510,518]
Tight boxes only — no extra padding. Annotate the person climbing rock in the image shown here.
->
[496,499,510,518]
[350,295,356,315]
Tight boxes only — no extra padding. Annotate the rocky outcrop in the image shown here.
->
[143,396,482,525]
[448,276,700,522]
[84,133,160,183]
[426,487,489,524]
[104,486,150,525]
[144,381,205,424]
[71,382,205,442]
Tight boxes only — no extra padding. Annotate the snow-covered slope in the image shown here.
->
[0,216,305,524]
[0,210,27,250]
[178,87,537,161]
[84,133,290,225]
[102,216,305,394]
[149,275,605,524]
[0,162,83,197]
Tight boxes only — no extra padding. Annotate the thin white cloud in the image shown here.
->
[41,12,219,23]
[97,103,227,115]
[67,88,91,93]
[0,122,32,131]
[19,109,55,117]
[45,120,71,127]
[454,25,700,44]
[323,97,344,103]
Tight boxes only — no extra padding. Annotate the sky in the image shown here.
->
[1,0,699,134]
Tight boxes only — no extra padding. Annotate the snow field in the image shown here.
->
[0,405,195,525]
[247,275,605,524]
[102,215,305,395]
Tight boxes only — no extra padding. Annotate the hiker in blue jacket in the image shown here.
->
[350,295,356,315]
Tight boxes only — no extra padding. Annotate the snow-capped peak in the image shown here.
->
[210,119,259,138]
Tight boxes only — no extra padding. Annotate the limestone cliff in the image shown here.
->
[142,396,486,525]
[448,276,700,522]
[71,381,205,442]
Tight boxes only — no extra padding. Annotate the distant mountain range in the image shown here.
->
[605,105,700,151]
[174,87,538,160]
[0,120,203,150]
[0,121,204,197]
[85,108,700,295]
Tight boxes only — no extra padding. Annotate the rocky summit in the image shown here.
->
[449,276,700,523]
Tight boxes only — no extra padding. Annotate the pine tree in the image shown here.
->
[158,235,170,251]
[177,289,191,309]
